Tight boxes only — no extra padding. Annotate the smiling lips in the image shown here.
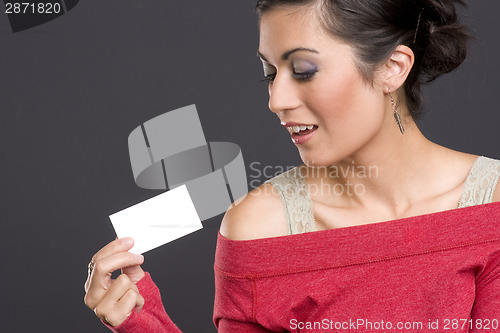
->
[281,122,318,144]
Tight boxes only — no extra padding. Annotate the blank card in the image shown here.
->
[109,185,203,254]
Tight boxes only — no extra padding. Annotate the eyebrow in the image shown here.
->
[256,47,319,62]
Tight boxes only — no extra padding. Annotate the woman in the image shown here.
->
[84,0,500,332]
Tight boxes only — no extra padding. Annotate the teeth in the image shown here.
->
[286,125,315,134]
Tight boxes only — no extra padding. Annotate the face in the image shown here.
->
[258,7,388,167]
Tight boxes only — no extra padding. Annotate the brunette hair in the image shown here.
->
[255,0,471,120]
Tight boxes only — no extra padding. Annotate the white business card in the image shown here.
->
[109,184,203,254]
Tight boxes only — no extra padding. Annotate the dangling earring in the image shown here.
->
[389,91,405,134]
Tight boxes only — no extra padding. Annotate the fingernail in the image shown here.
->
[121,237,133,246]
[135,254,144,261]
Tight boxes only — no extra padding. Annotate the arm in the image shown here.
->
[106,272,274,333]
[85,238,273,333]
[469,260,500,332]
[102,272,183,333]
[84,239,182,332]
[213,269,274,333]
[212,183,286,332]
[217,319,276,332]
[91,181,285,333]
[469,162,500,330]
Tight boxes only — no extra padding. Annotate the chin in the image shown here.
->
[299,152,335,168]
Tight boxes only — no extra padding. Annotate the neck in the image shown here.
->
[308,117,451,215]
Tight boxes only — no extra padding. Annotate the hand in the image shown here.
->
[84,237,146,327]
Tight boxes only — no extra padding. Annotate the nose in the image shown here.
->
[267,74,301,115]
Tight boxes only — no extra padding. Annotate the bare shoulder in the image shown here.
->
[493,185,500,203]
[479,154,500,203]
[492,159,500,201]
[219,182,288,240]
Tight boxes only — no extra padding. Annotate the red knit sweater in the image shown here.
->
[106,201,500,332]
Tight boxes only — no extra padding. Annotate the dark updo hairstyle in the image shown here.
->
[255,0,471,121]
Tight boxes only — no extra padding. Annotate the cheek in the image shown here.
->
[308,68,373,131]
[302,67,385,159]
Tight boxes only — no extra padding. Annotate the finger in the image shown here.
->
[128,283,145,314]
[115,286,145,320]
[85,237,134,292]
[93,274,143,327]
[93,274,132,326]
[121,264,145,282]
[84,252,143,310]
[88,265,144,293]
[85,237,141,292]
[94,252,144,280]
[102,288,144,327]
[91,237,135,263]
[85,252,143,309]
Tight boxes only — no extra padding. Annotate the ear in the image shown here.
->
[381,45,415,92]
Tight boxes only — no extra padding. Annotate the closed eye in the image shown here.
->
[260,70,317,83]
[292,71,317,80]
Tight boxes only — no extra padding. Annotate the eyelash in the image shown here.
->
[260,71,317,83]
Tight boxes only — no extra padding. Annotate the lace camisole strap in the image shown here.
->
[458,156,500,208]
[264,166,315,235]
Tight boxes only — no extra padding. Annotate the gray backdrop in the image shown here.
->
[1,1,499,332]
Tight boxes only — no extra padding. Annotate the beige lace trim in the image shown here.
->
[458,156,500,208]
[266,156,500,235]
[264,166,315,235]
